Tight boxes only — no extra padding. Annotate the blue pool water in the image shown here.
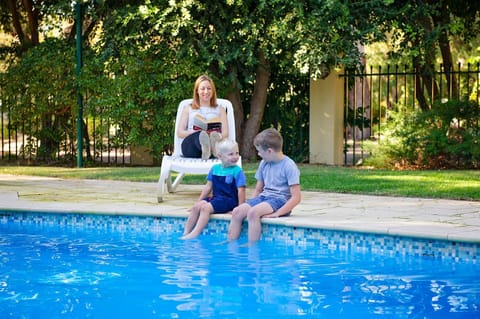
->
[1,212,479,319]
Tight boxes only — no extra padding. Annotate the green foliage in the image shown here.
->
[365,99,480,168]
[0,38,77,161]
[79,1,224,160]
[89,0,355,160]
[2,0,478,165]
[346,106,378,129]
[78,49,195,160]
[369,0,480,68]
[262,72,310,162]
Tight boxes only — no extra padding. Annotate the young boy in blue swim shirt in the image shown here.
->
[228,128,301,243]
[181,139,246,239]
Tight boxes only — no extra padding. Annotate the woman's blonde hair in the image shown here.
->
[192,74,217,109]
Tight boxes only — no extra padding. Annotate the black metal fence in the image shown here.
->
[0,99,130,165]
[343,63,480,165]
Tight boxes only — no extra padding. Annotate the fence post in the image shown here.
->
[309,69,344,165]
[76,2,84,168]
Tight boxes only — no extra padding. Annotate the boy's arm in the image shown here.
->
[237,187,246,204]
[264,184,301,218]
[197,181,213,201]
[250,180,264,198]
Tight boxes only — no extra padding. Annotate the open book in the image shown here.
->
[193,114,222,134]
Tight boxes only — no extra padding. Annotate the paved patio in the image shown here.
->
[0,174,479,243]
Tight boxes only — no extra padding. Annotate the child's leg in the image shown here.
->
[183,209,200,236]
[228,203,250,241]
[246,202,274,242]
[181,202,214,239]
[182,200,206,236]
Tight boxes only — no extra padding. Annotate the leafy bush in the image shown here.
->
[0,39,77,161]
[364,99,480,169]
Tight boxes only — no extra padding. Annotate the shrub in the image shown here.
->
[364,99,480,169]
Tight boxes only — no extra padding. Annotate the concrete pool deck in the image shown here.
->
[0,174,479,243]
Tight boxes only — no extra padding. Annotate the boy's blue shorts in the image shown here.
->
[206,196,237,213]
[246,196,289,215]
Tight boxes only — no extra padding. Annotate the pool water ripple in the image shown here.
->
[1,217,479,318]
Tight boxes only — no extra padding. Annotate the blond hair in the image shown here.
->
[191,74,217,109]
[216,139,238,156]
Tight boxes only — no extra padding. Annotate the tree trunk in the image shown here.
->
[6,0,26,46]
[240,51,270,161]
[22,0,39,45]
[433,10,458,99]
[414,13,439,110]
[223,66,244,147]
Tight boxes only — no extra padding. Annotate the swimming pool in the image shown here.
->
[1,211,479,318]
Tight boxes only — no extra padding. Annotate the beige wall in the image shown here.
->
[309,70,344,165]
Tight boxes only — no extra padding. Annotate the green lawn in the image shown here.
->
[0,164,479,201]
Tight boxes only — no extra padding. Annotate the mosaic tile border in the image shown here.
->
[1,210,478,263]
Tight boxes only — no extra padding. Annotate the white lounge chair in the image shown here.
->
[157,98,241,202]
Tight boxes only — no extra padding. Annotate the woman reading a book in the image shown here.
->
[177,75,229,160]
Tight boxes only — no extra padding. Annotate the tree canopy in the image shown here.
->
[0,0,478,161]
